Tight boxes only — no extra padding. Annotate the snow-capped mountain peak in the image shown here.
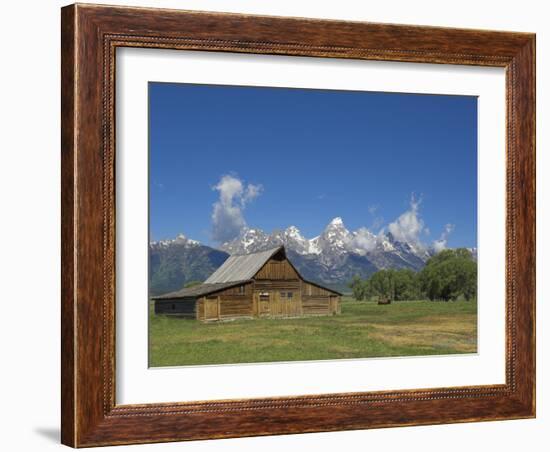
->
[321,217,351,244]
[219,216,436,273]
[226,228,269,254]
[285,226,304,239]
[174,233,188,243]
[150,233,200,249]
[150,220,474,290]
[221,225,321,256]
[215,216,440,287]
[283,225,321,255]
[308,217,352,265]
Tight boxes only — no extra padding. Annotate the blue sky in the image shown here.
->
[149,82,477,249]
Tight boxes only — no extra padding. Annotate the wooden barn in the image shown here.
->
[152,246,342,322]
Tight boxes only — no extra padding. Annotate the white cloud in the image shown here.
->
[388,195,427,246]
[243,183,262,204]
[350,227,378,254]
[371,216,384,231]
[432,223,455,253]
[211,175,263,243]
[209,184,456,253]
[351,196,456,254]
[367,204,384,231]
[432,240,446,253]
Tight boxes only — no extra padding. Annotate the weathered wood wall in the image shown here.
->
[161,260,341,322]
[197,297,205,321]
[302,282,341,316]
[303,282,334,297]
[330,296,342,315]
[253,289,303,318]
[155,297,197,317]
[220,297,254,319]
[253,258,302,318]
[255,258,300,280]
[254,280,300,291]
[197,283,254,321]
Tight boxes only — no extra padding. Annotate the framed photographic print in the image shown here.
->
[61,3,536,447]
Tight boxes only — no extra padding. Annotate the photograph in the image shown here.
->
[0,0,541,449]
[148,82,479,367]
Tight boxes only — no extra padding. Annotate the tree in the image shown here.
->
[349,275,364,300]
[367,268,422,301]
[368,269,395,300]
[184,280,202,288]
[347,249,476,303]
[419,248,477,301]
[349,275,372,301]
[393,269,422,300]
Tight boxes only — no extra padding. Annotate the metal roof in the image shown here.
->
[204,246,284,284]
[152,280,251,300]
[302,279,343,296]
[152,245,343,299]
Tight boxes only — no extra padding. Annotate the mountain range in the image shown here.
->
[149,234,228,296]
[149,217,476,295]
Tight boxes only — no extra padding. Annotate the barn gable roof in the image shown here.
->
[204,246,284,284]
[152,280,250,300]
[152,245,343,300]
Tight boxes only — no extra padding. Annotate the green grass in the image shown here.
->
[148,297,477,367]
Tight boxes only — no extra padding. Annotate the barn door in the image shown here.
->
[204,297,219,321]
[253,292,258,317]
[291,291,300,316]
[269,292,279,317]
[329,296,339,315]
[274,292,298,317]
[257,292,270,317]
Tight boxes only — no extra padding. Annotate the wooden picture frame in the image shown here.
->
[61,3,535,447]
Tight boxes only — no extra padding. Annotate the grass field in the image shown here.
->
[148,298,477,367]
